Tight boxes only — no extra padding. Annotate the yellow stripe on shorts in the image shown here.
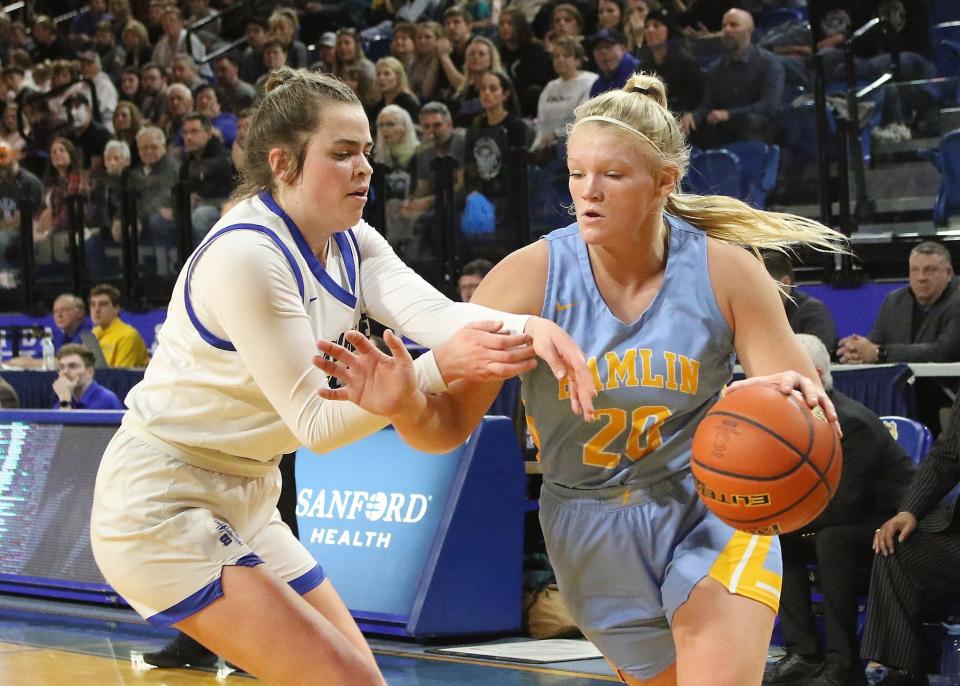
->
[708,530,781,613]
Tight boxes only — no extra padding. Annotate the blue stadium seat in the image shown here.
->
[722,141,781,208]
[932,22,960,77]
[880,416,933,463]
[921,128,960,225]
[683,148,742,197]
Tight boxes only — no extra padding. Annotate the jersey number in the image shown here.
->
[583,406,672,468]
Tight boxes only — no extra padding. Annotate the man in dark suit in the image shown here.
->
[837,241,960,434]
[764,335,916,686]
[859,396,960,686]
[764,253,838,355]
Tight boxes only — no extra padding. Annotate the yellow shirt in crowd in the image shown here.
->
[93,318,149,368]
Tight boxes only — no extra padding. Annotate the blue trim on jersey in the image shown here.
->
[258,191,358,309]
[288,564,326,596]
[184,223,306,351]
[347,229,362,269]
[146,554,265,626]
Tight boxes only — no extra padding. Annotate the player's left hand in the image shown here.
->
[525,317,597,422]
[313,329,421,420]
[727,370,841,436]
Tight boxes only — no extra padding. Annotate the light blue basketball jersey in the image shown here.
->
[521,215,735,490]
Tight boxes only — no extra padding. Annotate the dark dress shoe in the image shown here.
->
[764,652,824,685]
[874,669,928,686]
[805,660,868,686]
[143,632,218,668]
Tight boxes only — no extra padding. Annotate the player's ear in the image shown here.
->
[267,146,290,183]
[656,162,679,200]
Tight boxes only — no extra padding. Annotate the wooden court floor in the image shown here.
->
[0,598,619,685]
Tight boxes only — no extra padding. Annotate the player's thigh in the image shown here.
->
[175,564,384,686]
[616,660,678,686]
[671,576,774,686]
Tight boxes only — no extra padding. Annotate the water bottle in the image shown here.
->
[41,336,55,371]
[942,622,960,686]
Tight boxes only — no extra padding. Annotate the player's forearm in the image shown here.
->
[390,381,501,453]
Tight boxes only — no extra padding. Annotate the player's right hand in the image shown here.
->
[873,511,918,556]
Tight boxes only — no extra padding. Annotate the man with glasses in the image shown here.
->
[51,344,124,410]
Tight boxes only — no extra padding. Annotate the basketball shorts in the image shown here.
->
[90,428,324,626]
[539,470,782,681]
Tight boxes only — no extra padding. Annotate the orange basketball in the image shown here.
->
[691,384,842,535]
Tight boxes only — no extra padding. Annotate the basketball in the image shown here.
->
[691,384,842,535]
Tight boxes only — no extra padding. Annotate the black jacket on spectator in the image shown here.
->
[635,42,704,114]
[186,136,233,202]
[500,42,554,116]
[69,121,113,170]
[31,35,75,64]
[785,289,837,357]
[694,45,784,124]
[869,279,960,363]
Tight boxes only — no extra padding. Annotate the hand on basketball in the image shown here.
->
[524,317,597,422]
[873,511,918,556]
[433,321,537,383]
[727,370,840,434]
[313,330,421,420]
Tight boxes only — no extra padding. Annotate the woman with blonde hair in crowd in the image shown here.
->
[451,36,505,127]
[374,104,422,258]
[408,21,447,104]
[268,8,309,69]
[333,28,378,106]
[369,56,420,124]
[122,20,152,69]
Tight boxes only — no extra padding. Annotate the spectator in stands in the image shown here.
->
[112,100,143,166]
[185,0,220,36]
[119,66,142,108]
[52,344,125,410]
[121,19,152,70]
[30,16,75,65]
[0,376,17,407]
[861,392,960,686]
[764,334,915,686]
[497,8,553,117]
[545,3,587,55]
[9,21,32,55]
[139,63,169,125]
[47,60,81,124]
[88,139,132,247]
[458,258,493,301]
[622,0,650,53]
[636,8,703,119]
[399,101,466,256]
[65,92,112,172]
[311,31,338,74]
[0,139,42,289]
[686,8,784,145]
[108,0,134,44]
[0,101,26,155]
[839,241,960,435]
[94,20,125,82]
[588,28,640,97]
[2,66,32,106]
[181,113,232,246]
[269,8,309,70]
[369,57,421,124]
[463,72,530,256]
[409,21,448,104]
[598,0,625,32]
[764,252,838,355]
[34,137,89,245]
[255,40,290,96]
[145,0,166,44]
[239,16,269,85]
[131,126,180,275]
[213,54,255,115]
[390,22,418,74]
[194,85,237,149]
[71,0,112,48]
[20,96,60,178]
[451,36,505,127]
[7,292,92,369]
[151,5,210,79]
[89,283,149,368]
[78,51,118,133]
[160,82,193,150]
[375,105,420,257]
[170,54,204,91]
[440,6,474,78]
[333,28,379,107]
[531,35,596,157]
[838,243,960,366]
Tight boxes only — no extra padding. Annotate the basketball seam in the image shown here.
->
[692,410,807,481]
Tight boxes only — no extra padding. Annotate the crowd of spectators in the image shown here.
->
[0,1,941,288]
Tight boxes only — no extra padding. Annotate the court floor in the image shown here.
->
[0,596,619,685]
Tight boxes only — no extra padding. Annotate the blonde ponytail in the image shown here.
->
[572,73,848,257]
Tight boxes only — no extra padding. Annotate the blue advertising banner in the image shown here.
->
[295,432,461,618]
